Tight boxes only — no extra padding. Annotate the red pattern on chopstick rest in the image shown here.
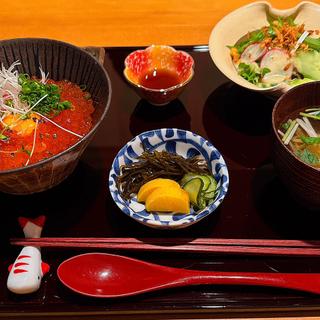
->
[17,255,31,260]
[18,216,46,229]
[14,262,29,267]
[14,269,27,274]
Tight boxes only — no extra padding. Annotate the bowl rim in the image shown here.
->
[123,45,195,92]
[272,80,320,172]
[208,0,320,92]
[0,37,112,175]
[108,128,229,229]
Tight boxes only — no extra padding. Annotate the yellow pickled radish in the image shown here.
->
[145,186,190,214]
[137,178,180,202]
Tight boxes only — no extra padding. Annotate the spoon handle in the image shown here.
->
[180,271,320,294]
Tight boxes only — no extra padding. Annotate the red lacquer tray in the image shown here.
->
[2,46,320,319]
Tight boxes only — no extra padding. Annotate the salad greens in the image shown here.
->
[229,17,320,87]
[293,50,320,80]
[232,30,265,54]
[304,37,320,51]
[238,62,270,84]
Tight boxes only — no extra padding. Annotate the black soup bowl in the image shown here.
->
[272,81,320,209]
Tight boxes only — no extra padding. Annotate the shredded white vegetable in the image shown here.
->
[302,117,318,137]
[306,108,320,112]
[0,61,28,120]
[284,122,299,145]
[296,118,317,137]
[308,111,320,115]
[39,64,48,84]
[25,119,38,166]
[34,112,83,138]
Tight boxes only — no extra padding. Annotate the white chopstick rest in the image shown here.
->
[7,216,50,294]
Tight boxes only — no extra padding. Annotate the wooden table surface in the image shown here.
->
[0,0,312,47]
[1,1,320,319]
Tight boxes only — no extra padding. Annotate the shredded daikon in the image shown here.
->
[296,118,317,137]
[39,64,48,84]
[34,112,83,138]
[25,119,38,166]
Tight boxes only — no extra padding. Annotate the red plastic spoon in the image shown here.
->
[57,253,320,298]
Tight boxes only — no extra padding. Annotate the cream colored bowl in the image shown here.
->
[209,1,320,96]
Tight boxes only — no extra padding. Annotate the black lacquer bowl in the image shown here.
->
[272,81,320,209]
[0,38,111,194]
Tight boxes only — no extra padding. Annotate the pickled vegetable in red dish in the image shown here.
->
[0,62,94,170]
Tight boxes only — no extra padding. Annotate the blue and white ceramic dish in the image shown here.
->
[109,128,229,229]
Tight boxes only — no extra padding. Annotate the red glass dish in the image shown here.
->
[124,45,194,105]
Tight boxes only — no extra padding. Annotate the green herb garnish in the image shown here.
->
[5,99,14,107]
[300,112,320,120]
[238,63,270,84]
[296,149,320,165]
[287,16,296,26]
[261,67,271,77]
[20,145,31,156]
[282,121,291,131]
[20,114,30,120]
[232,30,265,54]
[0,134,8,141]
[268,25,276,38]
[277,16,284,27]
[84,93,91,100]
[238,63,260,84]
[304,37,320,51]
[301,136,320,145]
[267,15,296,30]
[18,75,71,116]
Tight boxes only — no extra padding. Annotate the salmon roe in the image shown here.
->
[0,80,94,170]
